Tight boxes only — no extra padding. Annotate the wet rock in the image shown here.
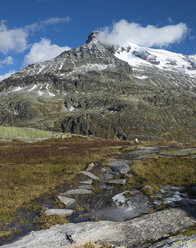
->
[95,190,149,221]
[80,171,99,180]
[86,162,95,171]
[192,186,196,192]
[57,196,76,207]
[160,185,196,207]
[141,235,196,248]
[45,209,74,216]
[105,179,126,185]
[78,185,92,190]
[2,208,196,248]
[108,160,131,174]
[80,179,93,184]
[61,189,93,195]
[110,190,151,219]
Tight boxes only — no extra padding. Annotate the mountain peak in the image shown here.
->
[86,31,99,44]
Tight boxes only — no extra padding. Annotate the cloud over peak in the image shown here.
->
[97,19,189,48]
[23,38,71,67]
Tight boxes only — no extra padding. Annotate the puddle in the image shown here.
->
[95,191,151,221]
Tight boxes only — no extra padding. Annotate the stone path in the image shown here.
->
[3,145,196,247]
[43,145,196,222]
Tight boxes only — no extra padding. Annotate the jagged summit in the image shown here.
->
[86,31,99,44]
[0,31,196,142]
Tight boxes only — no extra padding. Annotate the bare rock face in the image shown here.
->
[1,208,195,248]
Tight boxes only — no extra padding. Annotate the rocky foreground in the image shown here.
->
[1,208,195,248]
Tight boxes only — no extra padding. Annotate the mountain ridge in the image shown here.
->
[0,32,196,141]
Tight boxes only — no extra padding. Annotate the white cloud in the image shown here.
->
[0,17,71,54]
[23,38,71,66]
[0,56,14,67]
[97,19,189,47]
[26,16,71,32]
[0,70,16,82]
[0,20,28,54]
[43,17,71,25]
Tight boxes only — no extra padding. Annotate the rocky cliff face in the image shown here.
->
[0,32,196,141]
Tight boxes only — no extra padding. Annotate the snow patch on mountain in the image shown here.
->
[66,64,115,76]
[114,44,196,78]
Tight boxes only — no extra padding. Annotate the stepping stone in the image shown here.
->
[45,209,74,216]
[61,189,93,195]
[108,160,131,174]
[80,179,93,184]
[80,171,99,180]
[102,173,114,180]
[105,179,127,185]
[78,185,92,190]
[125,173,134,179]
[86,162,94,171]
[57,196,76,207]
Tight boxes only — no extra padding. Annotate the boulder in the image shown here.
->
[2,208,196,248]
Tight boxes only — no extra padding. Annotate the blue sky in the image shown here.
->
[0,0,196,81]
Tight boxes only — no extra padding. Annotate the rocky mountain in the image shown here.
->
[0,32,196,141]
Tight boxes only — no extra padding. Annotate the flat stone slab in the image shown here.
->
[80,171,99,180]
[78,185,92,190]
[45,209,74,216]
[2,208,196,248]
[57,196,76,207]
[108,160,131,174]
[80,179,93,184]
[62,188,93,195]
[105,179,127,185]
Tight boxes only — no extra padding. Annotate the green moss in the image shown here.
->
[181,226,196,236]
[124,157,196,194]
[92,187,102,194]
[0,126,74,143]
[33,212,69,229]
[123,191,132,198]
